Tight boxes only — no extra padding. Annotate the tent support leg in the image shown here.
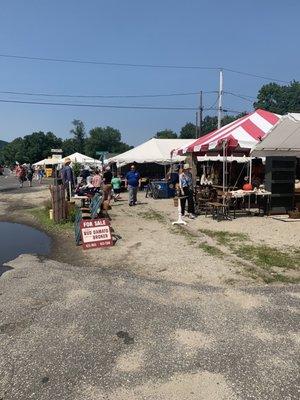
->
[172,198,187,226]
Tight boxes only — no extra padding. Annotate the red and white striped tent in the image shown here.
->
[175,109,281,156]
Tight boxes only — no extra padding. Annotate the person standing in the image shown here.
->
[179,163,195,219]
[37,167,44,184]
[15,164,27,188]
[91,169,102,189]
[125,164,141,206]
[111,173,122,201]
[27,165,34,187]
[61,158,75,200]
[103,166,113,206]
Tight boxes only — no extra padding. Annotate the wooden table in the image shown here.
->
[71,195,90,207]
[229,190,272,215]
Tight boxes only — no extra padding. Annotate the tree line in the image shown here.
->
[0,121,133,165]
[1,81,299,165]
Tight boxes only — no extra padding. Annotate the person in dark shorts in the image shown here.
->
[111,173,122,201]
[103,166,113,205]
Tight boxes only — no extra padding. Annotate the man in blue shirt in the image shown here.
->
[61,158,75,200]
[125,164,141,206]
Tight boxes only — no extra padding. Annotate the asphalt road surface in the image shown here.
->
[0,254,299,400]
[0,170,47,192]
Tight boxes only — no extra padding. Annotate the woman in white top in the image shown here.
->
[179,163,195,219]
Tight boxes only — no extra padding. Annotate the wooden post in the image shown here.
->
[50,185,66,223]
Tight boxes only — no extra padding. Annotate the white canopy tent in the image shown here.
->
[61,152,102,165]
[252,113,300,158]
[107,138,194,166]
[33,152,101,167]
[33,158,61,167]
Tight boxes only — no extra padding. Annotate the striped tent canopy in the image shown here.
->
[175,109,280,156]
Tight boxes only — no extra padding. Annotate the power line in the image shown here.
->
[0,89,217,99]
[0,98,199,110]
[1,97,245,113]
[0,53,218,70]
[224,91,255,103]
[223,68,289,84]
[206,93,220,110]
[222,108,248,115]
[0,53,292,83]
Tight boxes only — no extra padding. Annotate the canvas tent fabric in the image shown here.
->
[61,152,101,165]
[174,109,280,156]
[252,113,300,158]
[33,152,101,167]
[33,158,61,166]
[107,138,194,166]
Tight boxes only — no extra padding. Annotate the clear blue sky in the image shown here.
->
[0,0,299,146]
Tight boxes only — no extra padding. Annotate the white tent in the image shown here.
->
[107,138,194,166]
[252,113,300,158]
[33,158,61,166]
[61,152,101,165]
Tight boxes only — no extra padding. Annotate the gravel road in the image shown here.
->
[0,255,299,400]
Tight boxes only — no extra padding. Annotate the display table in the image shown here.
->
[71,195,90,207]
[229,190,272,215]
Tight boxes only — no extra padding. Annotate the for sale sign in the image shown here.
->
[80,219,113,250]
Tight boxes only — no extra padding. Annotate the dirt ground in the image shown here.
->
[1,184,299,286]
[1,182,299,400]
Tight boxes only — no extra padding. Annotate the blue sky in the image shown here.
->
[0,0,299,145]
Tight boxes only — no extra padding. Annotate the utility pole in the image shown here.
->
[217,69,223,129]
[195,112,198,138]
[199,90,203,137]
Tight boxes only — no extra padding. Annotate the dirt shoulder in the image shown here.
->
[1,185,299,287]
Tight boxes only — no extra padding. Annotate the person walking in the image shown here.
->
[179,163,195,219]
[125,164,141,206]
[61,158,75,200]
[91,169,102,189]
[37,167,44,184]
[15,164,27,188]
[27,165,34,187]
[111,173,122,201]
[103,166,113,206]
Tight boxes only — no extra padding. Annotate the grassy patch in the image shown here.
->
[29,208,74,233]
[199,242,224,257]
[138,210,165,223]
[234,244,300,270]
[199,229,249,246]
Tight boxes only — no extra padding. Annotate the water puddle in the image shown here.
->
[0,222,51,266]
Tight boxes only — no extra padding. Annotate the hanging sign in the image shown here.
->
[80,219,113,249]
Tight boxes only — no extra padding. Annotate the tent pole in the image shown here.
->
[248,157,253,212]
[218,69,224,129]
[249,157,252,184]
[222,141,226,192]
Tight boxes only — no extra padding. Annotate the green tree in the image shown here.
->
[62,138,78,156]
[155,129,177,139]
[0,131,62,165]
[254,81,300,114]
[0,137,25,164]
[0,140,7,150]
[179,122,197,138]
[85,126,131,157]
[70,119,86,153]
[200,112,247,136]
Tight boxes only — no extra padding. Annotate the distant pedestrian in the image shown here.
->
[179,163,195,219]
[61,158,75,200]
[125,165,141,206]
[91,169,102,188]
[15,164,27,188]
[103,166,113,206]
[27,165,34,187]
[111,173,122,201]
[37,167,44,184]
